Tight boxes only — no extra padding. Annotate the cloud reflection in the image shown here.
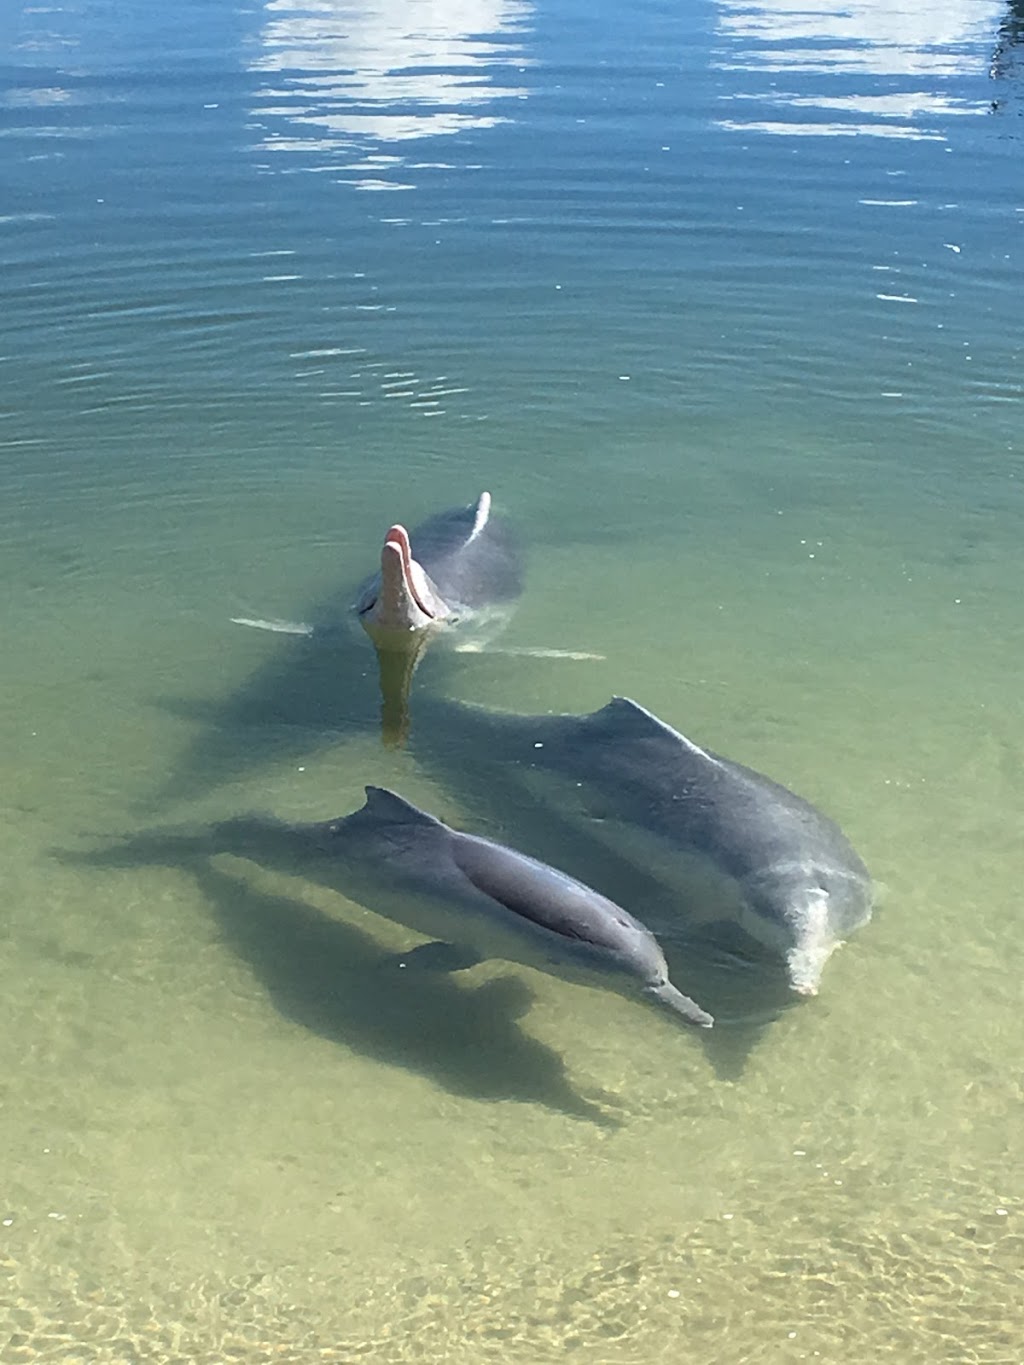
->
[249,0,533,180]
[713,0,1005,139]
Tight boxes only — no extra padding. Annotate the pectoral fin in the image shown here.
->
[230,615,315,636]
[453,644,604,660]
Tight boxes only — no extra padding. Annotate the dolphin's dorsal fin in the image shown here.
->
[467,491,491,542]
[589,697,720,766]
[362,787,444,827]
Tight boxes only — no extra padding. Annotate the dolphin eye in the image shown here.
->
[357,598,377,616]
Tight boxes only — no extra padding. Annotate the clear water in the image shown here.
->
[2,0,1022,1359]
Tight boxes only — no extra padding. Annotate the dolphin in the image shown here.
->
[232,492,523,746]
[215,786,712,1029]
[352,493,523,743]
[354,492,522,642]
[411,697,874,996]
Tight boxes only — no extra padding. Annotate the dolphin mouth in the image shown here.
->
[383,524,437,620]
[357,524,439,626]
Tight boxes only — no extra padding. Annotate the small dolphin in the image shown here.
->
[412,697,874,995]
[267,786,712,1029]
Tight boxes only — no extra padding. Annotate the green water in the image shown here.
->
[4,412,1021,1361]
[2,0,1022,1359]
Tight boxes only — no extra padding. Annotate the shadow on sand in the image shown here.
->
[151,623,381,808]
[61,826,625,1125]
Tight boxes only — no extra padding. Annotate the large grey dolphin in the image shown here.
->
[226,786,713,1030]
[411,697,874,996]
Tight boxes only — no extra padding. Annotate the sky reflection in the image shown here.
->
[249,0,533,182]
[713,0,1006,139]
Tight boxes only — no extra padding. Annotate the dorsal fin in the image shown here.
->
[362,786,444,827]
[588,697,719,765]
[467,491,491,542]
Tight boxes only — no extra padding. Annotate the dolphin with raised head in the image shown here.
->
[237,786,712,1029]
[352,493,522,743]
[355,493,521,637]
[232,492,524,747]
[411,697,874,996]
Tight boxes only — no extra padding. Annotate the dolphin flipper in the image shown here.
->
[453,644,605,660]
[230,615,315,636]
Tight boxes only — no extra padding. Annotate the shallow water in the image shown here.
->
[2,1,1022,1360]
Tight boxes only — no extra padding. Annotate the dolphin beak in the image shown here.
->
[381,525,437,623]
[359,524,447,634]
[357,522,450,745]
[647,980,714,1028]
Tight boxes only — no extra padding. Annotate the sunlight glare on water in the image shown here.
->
[1,0,1022,1360]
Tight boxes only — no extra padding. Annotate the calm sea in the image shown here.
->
[2,1,1021,1360]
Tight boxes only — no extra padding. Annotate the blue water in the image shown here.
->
[2,2,1022,1359]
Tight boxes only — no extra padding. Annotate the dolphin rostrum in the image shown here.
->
[264,786,712,1029]
[412,697,874,995]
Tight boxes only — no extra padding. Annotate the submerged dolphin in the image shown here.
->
[411,697,874,995]
[238,786,712,1029]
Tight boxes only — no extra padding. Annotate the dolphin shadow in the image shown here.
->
[151,625,382,809]
[150,598,516,811]
[658,931,803,1082]
[61,828,624,1125]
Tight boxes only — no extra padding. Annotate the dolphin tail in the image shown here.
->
[646,980,714,1029]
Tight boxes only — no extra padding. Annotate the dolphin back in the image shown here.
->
[410,493,523,611]
[574,698,870,886]
[267,785,715,1030]
[450,830,650,954]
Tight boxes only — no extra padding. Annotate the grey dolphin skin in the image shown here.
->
[352,492,523,745]
[412,697,873,996]
[355,492,522,638]
[282,786,712,1029]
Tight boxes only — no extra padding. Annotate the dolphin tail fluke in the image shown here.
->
[647,980,714,1029]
